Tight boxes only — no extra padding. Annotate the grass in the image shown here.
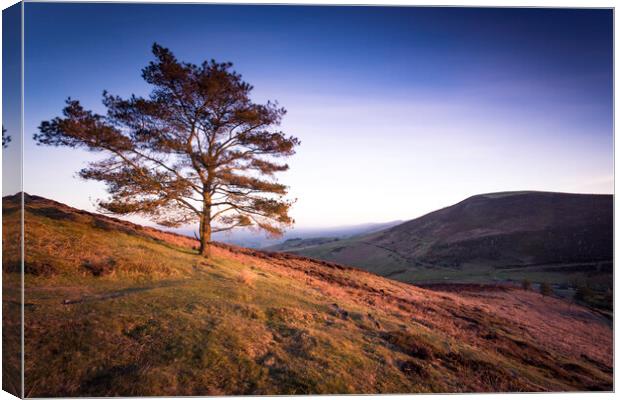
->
[284,192,613,311]
[20,258,419,395]
[292,241,613,312]
[2,194,614,396]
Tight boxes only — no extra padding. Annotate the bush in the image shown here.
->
[82,258,117,276]
[382,331,435,360]
[603,289,613,310]
[574,285,594,302]
[24,261,56,276]
[539,282,553,297]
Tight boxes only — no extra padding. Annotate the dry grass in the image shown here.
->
[2,194,613,396]
[237,269,256,287]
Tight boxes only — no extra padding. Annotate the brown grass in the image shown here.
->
[237,269,256,287]
[3,194,613,395]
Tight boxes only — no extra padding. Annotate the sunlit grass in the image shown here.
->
[1,196,612,396]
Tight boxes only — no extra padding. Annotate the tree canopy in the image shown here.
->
[2,126,10,148]
[35,43,300,256]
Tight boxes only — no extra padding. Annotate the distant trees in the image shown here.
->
[521,279,531,291]
[2,126,10,148]
[573,285,593,302]
[539,282,553,297]
[35,43,300,257]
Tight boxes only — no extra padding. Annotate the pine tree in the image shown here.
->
[2,126,10,148]
[35,44,300,257]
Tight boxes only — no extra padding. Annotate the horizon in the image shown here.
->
[3,189,613,233]
[4,4,614,230]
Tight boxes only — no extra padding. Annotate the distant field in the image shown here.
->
[289,243,613,312]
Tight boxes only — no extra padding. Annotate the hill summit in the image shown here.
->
[375,191,612,266]
[281,191,613,287]
[2,193,613,396]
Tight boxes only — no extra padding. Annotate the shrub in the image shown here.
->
[573,285,594,302]
[82,258,117,277]
[521,279,531,291]
[24,261,56,276]
[382,331,435,360]
[539,282,553,297]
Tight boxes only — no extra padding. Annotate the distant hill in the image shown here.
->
[264,237,342,252]
[203,220,404,249]
[283,191,613,289]
[262,222,404,252]
[1,193,612,395]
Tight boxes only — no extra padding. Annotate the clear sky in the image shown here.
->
[18,4,613,228]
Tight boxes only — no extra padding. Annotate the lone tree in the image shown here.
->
[35,44,300,257]
[2,126,10,148]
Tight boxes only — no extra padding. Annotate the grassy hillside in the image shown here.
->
[2,194,613,395]
[265,237,342,252]
[284,192,613,292]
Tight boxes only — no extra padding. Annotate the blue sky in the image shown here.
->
[15,4,614,228]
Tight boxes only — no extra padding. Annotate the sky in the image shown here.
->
[3,3,21,196]
[10,4,615,229]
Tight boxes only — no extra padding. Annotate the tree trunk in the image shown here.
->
[199,202,212,257]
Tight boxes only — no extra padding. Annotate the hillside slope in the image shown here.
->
[2,194,613,395]
[286,191,613,286]
[264,236,343,252]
